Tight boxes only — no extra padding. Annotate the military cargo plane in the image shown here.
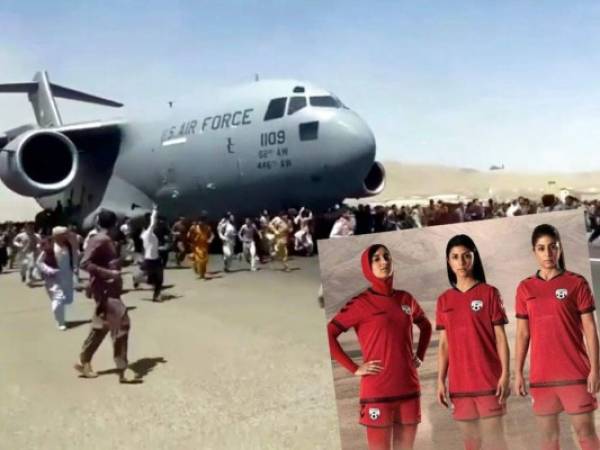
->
[0,71,384,227]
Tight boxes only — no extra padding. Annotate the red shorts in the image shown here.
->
[359,397,421,427]
[450,395,506,421]
[530,383,598,415]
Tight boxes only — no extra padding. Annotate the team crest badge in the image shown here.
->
[555,288,568,300]
[369,408,381,421]
[401,305,412,315]
[471,300,483,312]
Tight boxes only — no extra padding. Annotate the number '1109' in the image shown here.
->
[260,130,286,146]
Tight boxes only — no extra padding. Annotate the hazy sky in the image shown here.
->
[2,1,600,172]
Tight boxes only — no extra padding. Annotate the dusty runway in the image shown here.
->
[0,256,340,450]
[3,241,600,450]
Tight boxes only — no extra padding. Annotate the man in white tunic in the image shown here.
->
[218,214,237,272]
[36,227,76,330]
[293,207,314,256]
[13,222,41,285]
[133,206,164,301]
[119,219,135,265]
[238,218,258,272]
[329,210,355,238]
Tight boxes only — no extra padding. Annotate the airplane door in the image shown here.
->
[154,134,185,208]
[196,133,243,192]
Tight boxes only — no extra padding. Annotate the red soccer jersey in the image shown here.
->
[331,289,427,402]
[515,271,596,386]
[435,283,508,396]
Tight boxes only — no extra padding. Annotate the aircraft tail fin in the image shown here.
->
[0,71,123,128]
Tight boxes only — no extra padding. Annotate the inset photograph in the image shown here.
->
[319,209,600,450]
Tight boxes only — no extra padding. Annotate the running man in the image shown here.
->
[187,216,214,279]
[75,209,134,383]
[238,217,258,272]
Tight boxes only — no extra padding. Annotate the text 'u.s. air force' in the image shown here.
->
[161,109,254,142]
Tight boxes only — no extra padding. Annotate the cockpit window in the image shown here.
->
[264,97,287,121]
[299,121,319,141]
[287,96,307,115]
[293,86,305,93]
[309,96,341,108]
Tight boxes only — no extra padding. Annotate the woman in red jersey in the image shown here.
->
[514,224,600,450]
[327,244,432,450]
[436,234,510,450]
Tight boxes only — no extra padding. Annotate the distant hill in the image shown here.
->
[2,162,600,222]
[368,162,600,203]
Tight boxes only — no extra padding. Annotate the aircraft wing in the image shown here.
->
[1,120,126,151]
[0,124,36,148]
[56,119,124,136]
[53,119,126,151]
[54,119,125,134]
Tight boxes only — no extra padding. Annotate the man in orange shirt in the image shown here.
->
[187,215,214,279]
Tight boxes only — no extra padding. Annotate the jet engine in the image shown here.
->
[0,129,78,197]
[360,161,386,196]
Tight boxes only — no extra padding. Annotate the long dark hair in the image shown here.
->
[368,244,390,261]
[446,234,486,286]
[531,224,566,271]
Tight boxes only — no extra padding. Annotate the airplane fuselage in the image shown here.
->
[2,76,381,226]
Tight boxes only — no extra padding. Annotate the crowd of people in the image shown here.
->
[0,194,598,324]
[2,193,600,283]
[341,195,599,234]
[0,194,599,389]
[0,193,597,320]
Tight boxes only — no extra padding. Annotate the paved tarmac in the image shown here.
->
[0,256,340,450]
[3,242,600,450]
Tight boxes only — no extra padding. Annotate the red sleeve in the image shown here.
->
[330,297,362,331]
[515,281,529,320]
[576,277,596,315]
[415,316,432,362]
[327,322,359,374]
[490,287,509,325]
[435,295,446,330]
[410,295,432,361]
[410,294,426,324]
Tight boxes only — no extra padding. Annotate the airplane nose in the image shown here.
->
[303,106,384,198]
[335,111,376,164]
[316,110,382,197]
[325,110,376,172]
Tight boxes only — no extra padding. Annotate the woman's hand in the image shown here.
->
[513,373,527,397]
[436,380,449,408]
[413,355,422,368]
[354,360,383,376]
[496,374,510,404]
[588,370,600,394]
